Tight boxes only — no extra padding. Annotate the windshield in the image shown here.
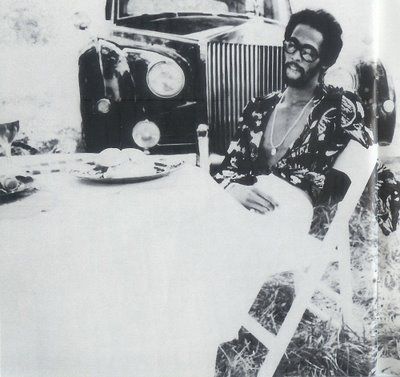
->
[118,0,277,19]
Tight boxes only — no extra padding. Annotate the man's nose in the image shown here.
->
[292,48,302,61]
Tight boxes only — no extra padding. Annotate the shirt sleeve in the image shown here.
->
[313,90,374,207]
[339,91,374,148]
[376,161,400,235]
[213,99,258,188]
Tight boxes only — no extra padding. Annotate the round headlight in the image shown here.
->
[383,99,395,114]
[96,98,111,114]
[146,61,185,98]
[324,67,358,92]
[132,119,161,151]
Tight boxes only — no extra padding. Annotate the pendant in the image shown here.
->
[271,147,277,156]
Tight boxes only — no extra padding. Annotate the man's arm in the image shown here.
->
[315,91,374,207]
[213,97,279,213]
[213,99,257,188]
[339,91,374,148]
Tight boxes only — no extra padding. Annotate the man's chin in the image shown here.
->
[283,75,307,88]
[283,64,322,88]
[283,68,307,88]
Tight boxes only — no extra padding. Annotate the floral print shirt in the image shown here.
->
[213,84,400,234]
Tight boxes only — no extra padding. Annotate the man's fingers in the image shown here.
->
[247,192,274,212]
[249,191,276,211]
[252,187,279,208]
[226,182,278,213]
[246,201,269,214]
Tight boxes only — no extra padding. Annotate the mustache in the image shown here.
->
[284,62,305,75]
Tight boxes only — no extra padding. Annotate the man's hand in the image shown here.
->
[226,183,279,214]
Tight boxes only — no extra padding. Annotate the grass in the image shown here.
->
[216,168,400,377]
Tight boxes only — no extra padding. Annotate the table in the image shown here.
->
[0,155,320,377]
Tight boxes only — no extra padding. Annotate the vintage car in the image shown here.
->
[78,0,396,154]
[356,59,396,145]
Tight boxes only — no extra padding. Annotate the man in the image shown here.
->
[213,9,400,376]
[214,9,374,215]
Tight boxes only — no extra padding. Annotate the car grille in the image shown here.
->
[206,42,283,152]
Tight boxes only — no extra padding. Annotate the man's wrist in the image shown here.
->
[221,180,235,190]
[225,182,239,192]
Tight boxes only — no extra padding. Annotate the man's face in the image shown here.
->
[283,24,324,88]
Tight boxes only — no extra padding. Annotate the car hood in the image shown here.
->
[111,13,284,48]
[115,13,250,36]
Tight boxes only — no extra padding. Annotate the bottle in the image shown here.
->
[196,124,209,173]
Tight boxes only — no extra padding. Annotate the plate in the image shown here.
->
[73,160,184,184]
[0,175,35,202]
[0,186,36,201]
[74,169,170,183]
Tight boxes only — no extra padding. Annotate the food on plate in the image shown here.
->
[95,147,148,168]
[120,148,147,162]
[73,148,184,181]
[76,147,158,179]
[0,176,20,192]
[96,148,128,167]
[103,159,156,179]
[98,148,155,178]
[0,174,34,197]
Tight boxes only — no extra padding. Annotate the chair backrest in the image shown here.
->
[324,141,378,247]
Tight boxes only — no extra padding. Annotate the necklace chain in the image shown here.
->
[269,90,314,156]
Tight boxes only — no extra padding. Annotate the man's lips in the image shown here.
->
[285,62,304,74]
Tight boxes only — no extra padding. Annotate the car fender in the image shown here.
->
[79,39,144,152]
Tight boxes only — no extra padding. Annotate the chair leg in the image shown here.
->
[338,226,358,332]
[257,265,326,377]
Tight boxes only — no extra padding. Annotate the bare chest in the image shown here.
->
[262,104,311,166]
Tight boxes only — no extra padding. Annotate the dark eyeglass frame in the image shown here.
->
[283,39,320,63]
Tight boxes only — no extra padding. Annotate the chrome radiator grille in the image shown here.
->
[206,42,283,152]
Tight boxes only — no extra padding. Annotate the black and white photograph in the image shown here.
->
[1,0,400,376]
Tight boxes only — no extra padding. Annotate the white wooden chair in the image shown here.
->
[238,141,378,377]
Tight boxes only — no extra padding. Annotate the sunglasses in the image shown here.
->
[283,39,320,63]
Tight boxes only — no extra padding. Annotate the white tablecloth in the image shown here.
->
[0,161,321,377]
